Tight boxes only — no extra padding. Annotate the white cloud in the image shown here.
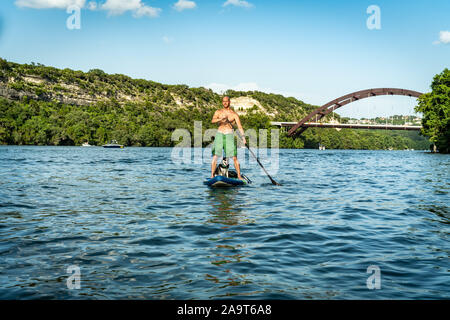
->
[87,1,96,10]
[101,0,161,17]
[162,35,173,44]
[15,0,86,9]
[134,5,161,18]
[173,0,196,12]
[204,82,307,101]
[205,83,228,93]
[15,0,161,18]
[438,31,450,44]
[223,0,253,8]
[433,31,450,45]
[100,0,140,15]
[205,82,258,94]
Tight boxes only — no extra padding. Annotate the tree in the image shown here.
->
[0,58,11,72]
[0,59,434,149]
[415,69,450,153]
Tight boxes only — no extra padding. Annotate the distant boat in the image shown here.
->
[102,140,124,149]
[319,144,326,150]
[82,142,91,147]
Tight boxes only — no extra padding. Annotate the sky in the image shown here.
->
[0,0,449,119]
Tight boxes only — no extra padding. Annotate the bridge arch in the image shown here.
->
[287,88,423,136]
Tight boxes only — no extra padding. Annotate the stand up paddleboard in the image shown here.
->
[204,170,252,187]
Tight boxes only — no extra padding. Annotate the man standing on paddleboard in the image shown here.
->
[210,96,246,180]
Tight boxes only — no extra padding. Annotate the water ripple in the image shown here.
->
[0,146,448,299]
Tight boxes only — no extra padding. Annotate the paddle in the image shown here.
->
[224,117,282,186]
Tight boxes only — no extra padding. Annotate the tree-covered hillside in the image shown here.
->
[0,58,430,150]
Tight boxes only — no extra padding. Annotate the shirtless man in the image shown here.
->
[211,96,246,179]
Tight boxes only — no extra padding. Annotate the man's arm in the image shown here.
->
[211,111,221,124]
[233,113,247,145]
[212,111,227,124]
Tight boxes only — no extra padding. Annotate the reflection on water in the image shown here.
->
[421,204,450,225]
[0,146,448,299]
[207,188,242,225]
[206,188,253,293]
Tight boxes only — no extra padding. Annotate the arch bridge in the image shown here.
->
[286,88,423,137]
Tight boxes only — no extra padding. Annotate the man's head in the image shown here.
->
[222,96,230,109]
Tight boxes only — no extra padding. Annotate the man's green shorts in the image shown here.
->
[212,132,237,158]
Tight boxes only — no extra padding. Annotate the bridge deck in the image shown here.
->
[271,122,422,131]
[285,88,423,136]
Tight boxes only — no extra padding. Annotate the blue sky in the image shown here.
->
[0,0,449,118]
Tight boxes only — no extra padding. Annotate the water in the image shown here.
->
[0,146,448,299]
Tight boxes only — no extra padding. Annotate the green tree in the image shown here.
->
[415,69,450,153]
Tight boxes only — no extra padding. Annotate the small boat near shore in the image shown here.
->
[102,140,124,148]
[82,141,91,147]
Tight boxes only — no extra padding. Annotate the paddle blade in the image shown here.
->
[242,135,282,186]
[269,176,282,186]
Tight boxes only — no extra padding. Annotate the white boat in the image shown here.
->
[82,142,91,147]
[102,140,124,148]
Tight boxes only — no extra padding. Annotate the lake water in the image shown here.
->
[0,146,448,299]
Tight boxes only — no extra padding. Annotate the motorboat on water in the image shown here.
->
[82,141,91,147]
[102,140,124,148]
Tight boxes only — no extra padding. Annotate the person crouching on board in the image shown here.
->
[210,96,246,180]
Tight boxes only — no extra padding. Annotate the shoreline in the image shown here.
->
[0,144,432,152]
